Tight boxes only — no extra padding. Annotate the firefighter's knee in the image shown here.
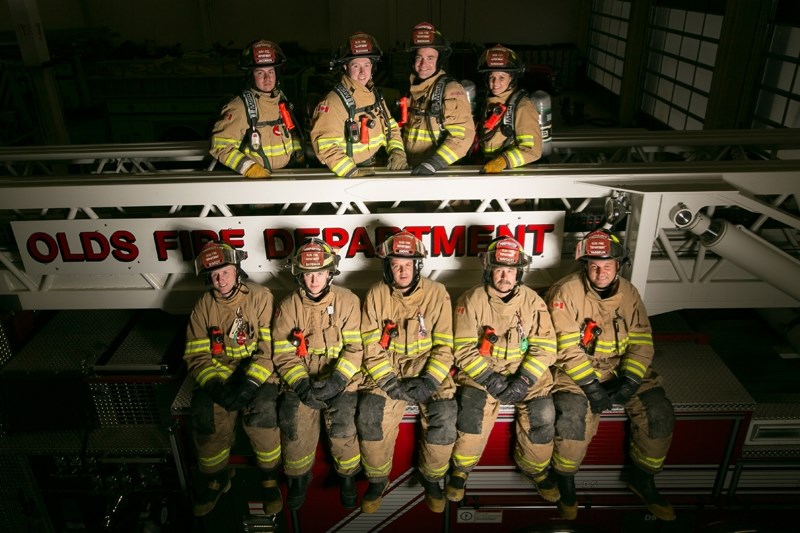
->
[278,391,301,441]
[526,396,556,444]
[356,392,386,441]
[640,386,675,439]
[244,382,279,428]
[328,391,357,439]
[425,398,457,445]
[190,387,216,435]
[553,391,587,441]
[456,386,487,435]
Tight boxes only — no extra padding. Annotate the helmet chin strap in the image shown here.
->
[214,278,243,301]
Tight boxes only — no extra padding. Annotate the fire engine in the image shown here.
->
[0,129,798,532]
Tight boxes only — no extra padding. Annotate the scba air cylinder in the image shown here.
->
[531,90,552,157]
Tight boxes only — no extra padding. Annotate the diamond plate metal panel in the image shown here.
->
[652,342,755,412]
[0,455,53,532]
[96,310,185,371]
[0,321,13,369]
[2,310,135,373]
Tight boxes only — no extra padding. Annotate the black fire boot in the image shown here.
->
[552,470,577,520]
[421,478,446,513]
[361,479,388,514]
[193,468,234,517]
[340,474,358,509]
[260,469,282,515]
[528,469,560,503]
[627,466,675,521]
[444,470,468,502]
[287,471,312,511]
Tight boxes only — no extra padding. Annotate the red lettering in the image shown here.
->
[153,231,179,261]
[431,226,465,257]
[347,226,375,258]
[525,224,555,255]
[264,229,292,259]
[375,226,401,246]
[220,228,245,248]
[322,227,348,249]
[496,225,514,239]
[191,230,218,257]
[79,232,110,261]
[179,230,193,260]
[27,232,58,263]
[57,232,84,261]
[467,225,494,255]
[111,231,138,261]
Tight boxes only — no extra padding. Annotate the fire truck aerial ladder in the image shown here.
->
[0,128,798,532]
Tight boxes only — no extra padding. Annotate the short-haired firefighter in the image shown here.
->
[184,241,282,517]
[357,231,457,514]
[446,237,559,504]
[271,238,363,511]
[545,229,676,521]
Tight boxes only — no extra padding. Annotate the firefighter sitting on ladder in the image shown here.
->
[209,40,304,178]
[446,237,560,504]
[310,31,407,177]
[477,44,543,174]
[403,22,475,175]
[545,229,676,521]
[357,231,457,514]
[183,240,282,517]
[270,238,363,511]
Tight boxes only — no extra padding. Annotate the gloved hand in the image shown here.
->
[203,378,237,410]
[580,379,613,414]
[496,374,534,404]
[608,375,640,406]
[480,156,508,174]
[312,372,348,402]
[410,155,447,175]
[345,167,376,178]
[401,374,439,403]
[291,150,306,167]
[294,378,328,409]
[386,150,409,170]
[225,378,261,412]
[377,375,413,402]
[243,163,271,178]
[475,369,510,399]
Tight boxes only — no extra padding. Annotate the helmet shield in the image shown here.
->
[240,40,286,70]
[478,45,525,75]
[288,238,341,275]
[575,230,628,262]
[195,241,248,275]
[377,231,427,259]
[481,237,530,269]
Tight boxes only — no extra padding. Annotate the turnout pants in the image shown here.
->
[551,369,675,475]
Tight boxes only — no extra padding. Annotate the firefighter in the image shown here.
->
[476,44,543,173]
[404,22,475,174]
[271,238,363,510]
[183,240,282,517]
[446,237,559,503]
[357,231,456,514]
[545,229,676,521]
[310,31,407,177]
[209,40,304,178]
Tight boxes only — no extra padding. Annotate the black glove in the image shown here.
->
[377,375,413,402]
[225,378,261,412]
[410,155,447,175]
[312,372,348,402]
[294,378,328,410]
[580,379,613,414]
[475,370,510,399]
[608,375,640,406]
[203,379,237,410]
[496,374,534,404]
[401,374,439,403]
